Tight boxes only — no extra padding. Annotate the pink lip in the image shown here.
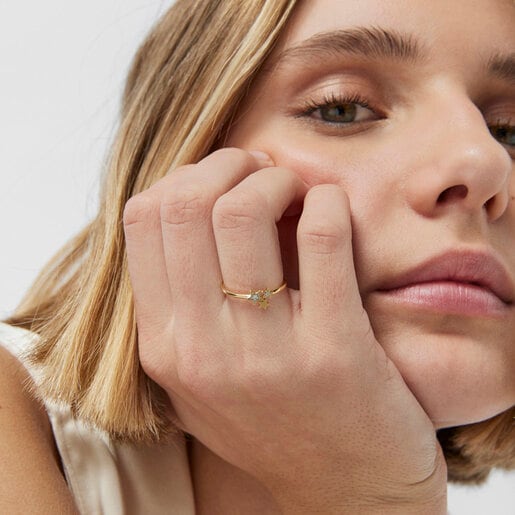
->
[377,250,514,316]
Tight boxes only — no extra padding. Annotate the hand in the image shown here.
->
[123,148,447,513]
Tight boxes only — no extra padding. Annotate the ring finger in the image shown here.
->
[213,166,307,319]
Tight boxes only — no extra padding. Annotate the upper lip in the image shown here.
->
[378,250,515,304]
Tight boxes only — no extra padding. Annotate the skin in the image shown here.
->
[2,0,511,513]
[123,0,514,512]
[0,346,78,513]
[227,0,515,428]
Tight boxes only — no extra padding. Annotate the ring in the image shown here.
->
[221,280,287,310]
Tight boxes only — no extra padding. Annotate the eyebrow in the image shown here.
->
[273,27,426,67]
[272,26,515,86]
[487,53,515,84]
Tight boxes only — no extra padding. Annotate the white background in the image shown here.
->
[0,1,513,512]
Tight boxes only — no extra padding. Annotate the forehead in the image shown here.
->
[277,0,515,58]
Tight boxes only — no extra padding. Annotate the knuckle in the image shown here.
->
[211,147,255,169]
[160,181,210,227]
[175,351,218,401]
[123,193,158,229]
[139,347,168,382]
[137,332,174,384]
[298,221,346,254]
[212,189,264,231]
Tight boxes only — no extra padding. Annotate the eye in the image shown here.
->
[488,122,515,147]
[301,93,380,125]
[315,102,375,123]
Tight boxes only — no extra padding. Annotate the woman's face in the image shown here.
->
[226,0,515,429]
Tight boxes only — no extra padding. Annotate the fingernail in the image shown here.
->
[249,150,274,166]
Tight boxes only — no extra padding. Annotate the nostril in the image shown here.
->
[437,184,468,204]
[485,196,497,212]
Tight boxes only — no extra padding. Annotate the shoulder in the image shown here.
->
[0,334,77,512]
[0,340,49,439]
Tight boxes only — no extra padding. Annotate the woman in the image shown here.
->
[1,0,514,512]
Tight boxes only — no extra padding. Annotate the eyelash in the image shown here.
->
[297,92,381,126]
[295,93,514,150]
[488,118,514,149]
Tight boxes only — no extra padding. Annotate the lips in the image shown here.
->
[377,250,514,306]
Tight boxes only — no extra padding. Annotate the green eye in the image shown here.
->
[319,103,358,123]
[301,94,380,127]
[489,124,515,146]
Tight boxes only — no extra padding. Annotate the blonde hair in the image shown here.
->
[6,0,514,484]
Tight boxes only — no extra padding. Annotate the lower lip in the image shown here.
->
[378,281,509,317]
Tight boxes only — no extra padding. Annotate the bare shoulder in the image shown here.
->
[0,344,78,514]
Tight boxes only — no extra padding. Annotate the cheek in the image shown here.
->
[260,138,403,223]
[265,142,408,283]
[225,109,412,217]
[226,123,414,287]
[227,119,397,195]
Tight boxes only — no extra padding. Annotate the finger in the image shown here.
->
[124,148,272,329]
[297,185,365,331]
[160,148,274,316]
[213,166,307,314]
[124,187,175,332]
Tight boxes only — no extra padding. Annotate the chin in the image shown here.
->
[372,322,515,430]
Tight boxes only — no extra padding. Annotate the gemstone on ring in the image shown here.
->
[250,290,270,310]
[259,289,272,309]
[221,281,287,310]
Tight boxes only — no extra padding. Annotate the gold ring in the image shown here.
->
[221,281,287,310]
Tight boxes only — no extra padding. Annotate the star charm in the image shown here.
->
[258,297,270,310]
[249,289,272,309]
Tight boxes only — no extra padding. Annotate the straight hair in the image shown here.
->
[6,0,514,484]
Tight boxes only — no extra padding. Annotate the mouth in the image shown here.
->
[376,250,514,317]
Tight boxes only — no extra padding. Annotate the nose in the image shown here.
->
[404,93,512,223]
